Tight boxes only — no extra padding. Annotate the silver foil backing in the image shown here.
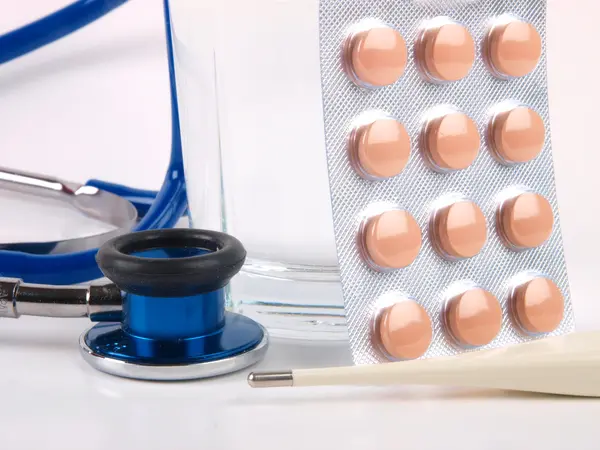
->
[318,0,574,364]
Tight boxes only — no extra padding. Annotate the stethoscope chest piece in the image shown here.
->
[79,229,268,381]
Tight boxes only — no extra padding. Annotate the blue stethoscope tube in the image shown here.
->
[0,0,188,285]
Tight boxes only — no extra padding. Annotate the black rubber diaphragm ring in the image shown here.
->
[96,229,246,297]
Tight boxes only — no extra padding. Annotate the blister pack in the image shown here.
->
[319,0,574,363]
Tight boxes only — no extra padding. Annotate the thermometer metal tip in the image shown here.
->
[248,371,293,388]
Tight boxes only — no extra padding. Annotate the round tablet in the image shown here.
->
[378,300,433,360]
[512,277,564,334]
[486,18,542,78]
[445,287,502,347]
[422,111,480,171]
[347,25,407,87]
[353,118,411,179]
[498,192,554,249]
[490,105,545,164]
[418,21,475,82]
[432,200,487,259]
[363,209,422,269]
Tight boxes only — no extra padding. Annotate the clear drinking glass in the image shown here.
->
[169,0,346,339]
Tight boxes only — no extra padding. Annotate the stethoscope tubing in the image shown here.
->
[0,0,129,65]
[0,0,188,285]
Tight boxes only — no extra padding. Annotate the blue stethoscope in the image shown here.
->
[0,0,269,381]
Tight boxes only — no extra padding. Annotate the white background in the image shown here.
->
[2,0,600,449]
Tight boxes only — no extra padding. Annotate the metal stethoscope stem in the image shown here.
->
[0,279,122,321]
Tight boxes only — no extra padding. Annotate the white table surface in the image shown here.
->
[2,1,600,449]
[2,316,600,450]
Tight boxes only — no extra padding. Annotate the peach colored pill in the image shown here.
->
[364,209,422,269]
[513,277,564,334]
[378,300,433,360]
[419,22,475,82]
[349,26,407,87]
[499,192,554,249]
[491,106,545,164]
[355,118,411,178]
[433,200,487,259]
[423,111,480,171]
[446,288,502,347]
[487,19,542,78]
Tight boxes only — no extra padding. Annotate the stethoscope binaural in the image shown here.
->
[0,0,269,380]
